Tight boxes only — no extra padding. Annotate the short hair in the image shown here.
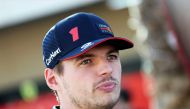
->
[52,62,64,102]
[53,62,64,75]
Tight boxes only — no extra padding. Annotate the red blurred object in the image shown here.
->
[121,72,151,109]
[0,92,57,109]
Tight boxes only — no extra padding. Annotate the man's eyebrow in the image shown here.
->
[74,54,95,62]
[107,48,119,55]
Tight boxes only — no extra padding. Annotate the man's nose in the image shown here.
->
[97,60,113,77]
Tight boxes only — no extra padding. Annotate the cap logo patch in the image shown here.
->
[81,42,94,51]
[98,24,113,35]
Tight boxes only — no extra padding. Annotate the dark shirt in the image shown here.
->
[52,106,60,109]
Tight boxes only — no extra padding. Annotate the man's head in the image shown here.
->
[42,12,133,109]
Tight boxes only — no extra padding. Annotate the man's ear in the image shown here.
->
[44,68,58,90]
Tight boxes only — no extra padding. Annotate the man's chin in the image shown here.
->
[94,92,120,107]
[92,87,120,108]
[95,96,119,109]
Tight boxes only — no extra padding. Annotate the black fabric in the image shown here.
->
[52,105,60,109]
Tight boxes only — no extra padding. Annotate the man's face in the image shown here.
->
[55,44,122,109]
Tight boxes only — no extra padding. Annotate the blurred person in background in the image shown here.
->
[42,12,133,109]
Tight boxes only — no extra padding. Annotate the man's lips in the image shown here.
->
[95,81,117,92]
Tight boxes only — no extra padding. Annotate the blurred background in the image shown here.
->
[0,0,190,109]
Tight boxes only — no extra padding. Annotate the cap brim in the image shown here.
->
[59,37,133,61]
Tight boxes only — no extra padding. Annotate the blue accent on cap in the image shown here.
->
[42,12,133,68]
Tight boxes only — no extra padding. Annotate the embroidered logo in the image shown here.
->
[81,42,94,51]
[46,48,61,65]
[98,24,113,35]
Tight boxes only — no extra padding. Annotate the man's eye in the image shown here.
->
[107,55,118,61]
[80,59,92,65]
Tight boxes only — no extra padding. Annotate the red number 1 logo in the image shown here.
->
[69,27,79,42]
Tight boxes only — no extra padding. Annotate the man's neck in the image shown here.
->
[59,105,113,109]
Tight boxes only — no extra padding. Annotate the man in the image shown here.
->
[42,12,133,109]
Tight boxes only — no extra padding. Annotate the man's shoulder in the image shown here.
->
[52,106,60,109]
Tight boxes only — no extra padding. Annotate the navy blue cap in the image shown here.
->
[42,12,133,68]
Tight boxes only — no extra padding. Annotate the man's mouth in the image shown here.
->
[95,81,117,92]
